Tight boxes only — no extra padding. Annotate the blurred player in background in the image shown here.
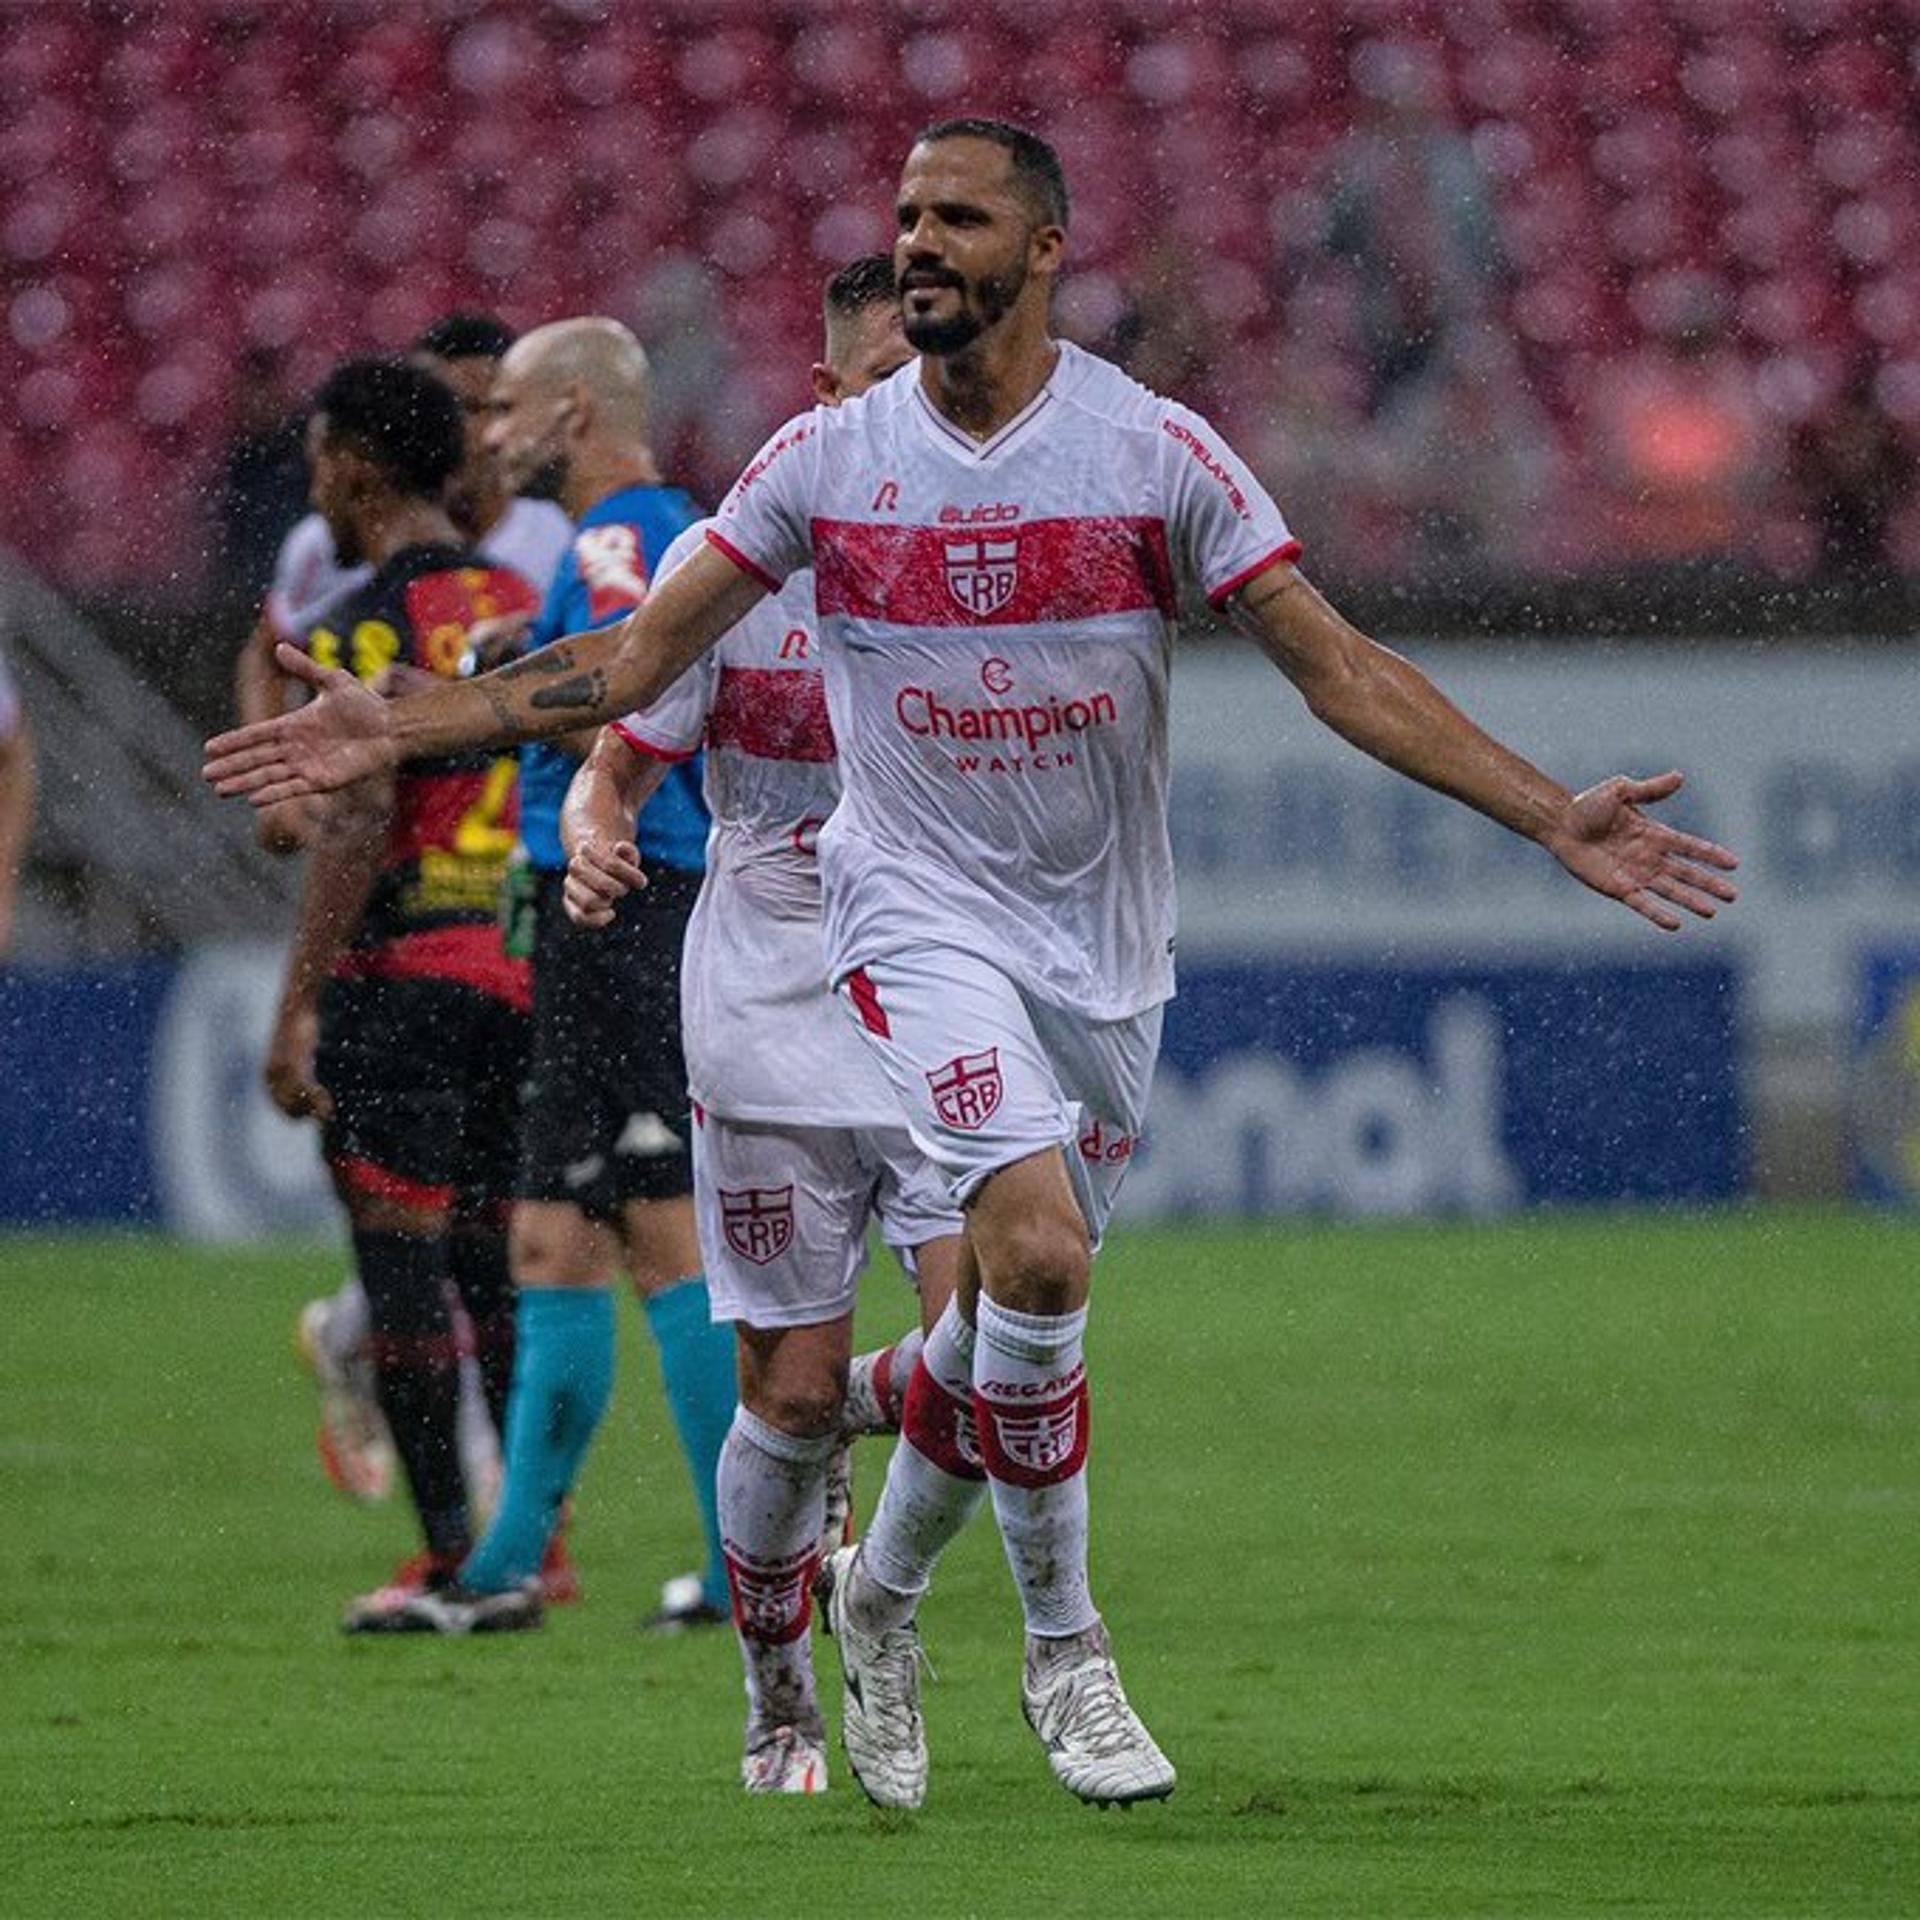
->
[459,260,969,1799]
[249,315,571,1517]
[408,316,736,1634]
[207,120,1738,1796]
[259,355,540,1629]
[0,630,34,958]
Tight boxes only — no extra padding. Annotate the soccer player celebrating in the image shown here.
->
[257,356,541,1629]
[417,316,736,1635]
[542,257,968,1794]
[206,121,1739,1799]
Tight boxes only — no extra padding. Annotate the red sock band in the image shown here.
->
[723,1543,819,1646]
[901,1360,987,1482]
[973,1367,1091,1489]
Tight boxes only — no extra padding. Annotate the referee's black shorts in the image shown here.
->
[516,864,700,1221]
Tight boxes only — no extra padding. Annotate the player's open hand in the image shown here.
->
[203,645,395,806]
[1543,771,1739,931]
[564,834,648,929]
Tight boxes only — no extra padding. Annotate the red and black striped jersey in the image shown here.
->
[303,543,541,1007]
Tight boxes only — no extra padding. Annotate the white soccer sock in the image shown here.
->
[973,1294,1099,1640]
[850,1298,987,1634]
[843,1326,927,1436]
[718,1406,835,1738]
[326,1275,371,1367]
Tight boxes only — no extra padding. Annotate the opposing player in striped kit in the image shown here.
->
[206,121,1740,1809]
[558,258,968,1796]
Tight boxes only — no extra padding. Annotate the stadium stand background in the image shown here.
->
[1,1,1914,1212]
[4,0,1920,624]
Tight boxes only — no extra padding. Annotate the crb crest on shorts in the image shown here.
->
[926,1047,1003,1131]
[719,1184,795,1265]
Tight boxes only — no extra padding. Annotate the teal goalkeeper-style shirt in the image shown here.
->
[517,484,709,874]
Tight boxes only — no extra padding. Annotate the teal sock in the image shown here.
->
[642,1276,737,1606]
[461,1288,615,1594]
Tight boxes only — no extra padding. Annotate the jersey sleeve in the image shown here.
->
[264,516,332,639]
[707,410,821,591]
[608,521,718,762]
[1158,403,1301,609]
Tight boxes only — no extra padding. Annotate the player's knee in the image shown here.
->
[986,1210,1090,1317]
[745,1374,842,1440]
[509,1208,604,1286]
[343,1192,446,1238]
[740,1344,846,1439]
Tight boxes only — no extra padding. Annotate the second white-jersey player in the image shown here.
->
[597,533,964,1331]
[558,259,972,1800]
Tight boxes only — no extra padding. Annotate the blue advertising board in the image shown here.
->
[1852,947,1920,1205]
[1,948,1745,1236]
[0,961,173,1225]
[1119,958,1746,1220]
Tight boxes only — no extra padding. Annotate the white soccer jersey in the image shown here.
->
[265,498,573,638]
[708,341,1298,1020]
[613,522,902,1129]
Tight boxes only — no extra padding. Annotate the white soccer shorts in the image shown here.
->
[835,945,1163,1249]
[692,1109,963,1328]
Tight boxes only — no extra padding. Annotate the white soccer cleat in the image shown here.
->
[742,1725,829,1795]
[296,1297,395,1505]
[1021,1622,1177,1807]
[820,1544,930,1811]
[396,1579,545,1636]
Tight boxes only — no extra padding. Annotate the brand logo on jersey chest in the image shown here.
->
[719,1185,795,1265]
[927,1048,1003,1131]
[943,536,1019,617]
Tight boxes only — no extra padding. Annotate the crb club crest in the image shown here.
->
[990,1401,1081,1474]
[728,1552,814,1640]
[943,534,1018,616]
[719,1184,794,1265]
[927,1048,1003,1132]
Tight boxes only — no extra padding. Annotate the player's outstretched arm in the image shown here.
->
[1234,562,1738,931]
[203,544,764,807]
[559,729,670,931]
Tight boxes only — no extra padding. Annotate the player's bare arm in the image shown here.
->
[202,543,764,805]
[0,710,35,958]
[559,729,670,930]
[1236,561,1739,932]
[234,610,317,855]
[263,772,392,1122]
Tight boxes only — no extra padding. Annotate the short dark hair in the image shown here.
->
[914,118,1069,230]
[313,356,465,500]
[824,255,897,324]
[411,310,516,363]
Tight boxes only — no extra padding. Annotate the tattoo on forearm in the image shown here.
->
[529,670,609,715]
[482,681,518,735]
[497,644,576,680]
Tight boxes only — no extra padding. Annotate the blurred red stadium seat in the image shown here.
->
[5,0,1920,586]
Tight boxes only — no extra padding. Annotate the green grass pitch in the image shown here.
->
[3,1211,1916,1917]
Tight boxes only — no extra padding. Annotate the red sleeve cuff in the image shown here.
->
[704,528,783,593]
[610,719,699,763]
[1206,540,1302,609]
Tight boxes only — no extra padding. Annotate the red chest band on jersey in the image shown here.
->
[811,515,1176,627]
